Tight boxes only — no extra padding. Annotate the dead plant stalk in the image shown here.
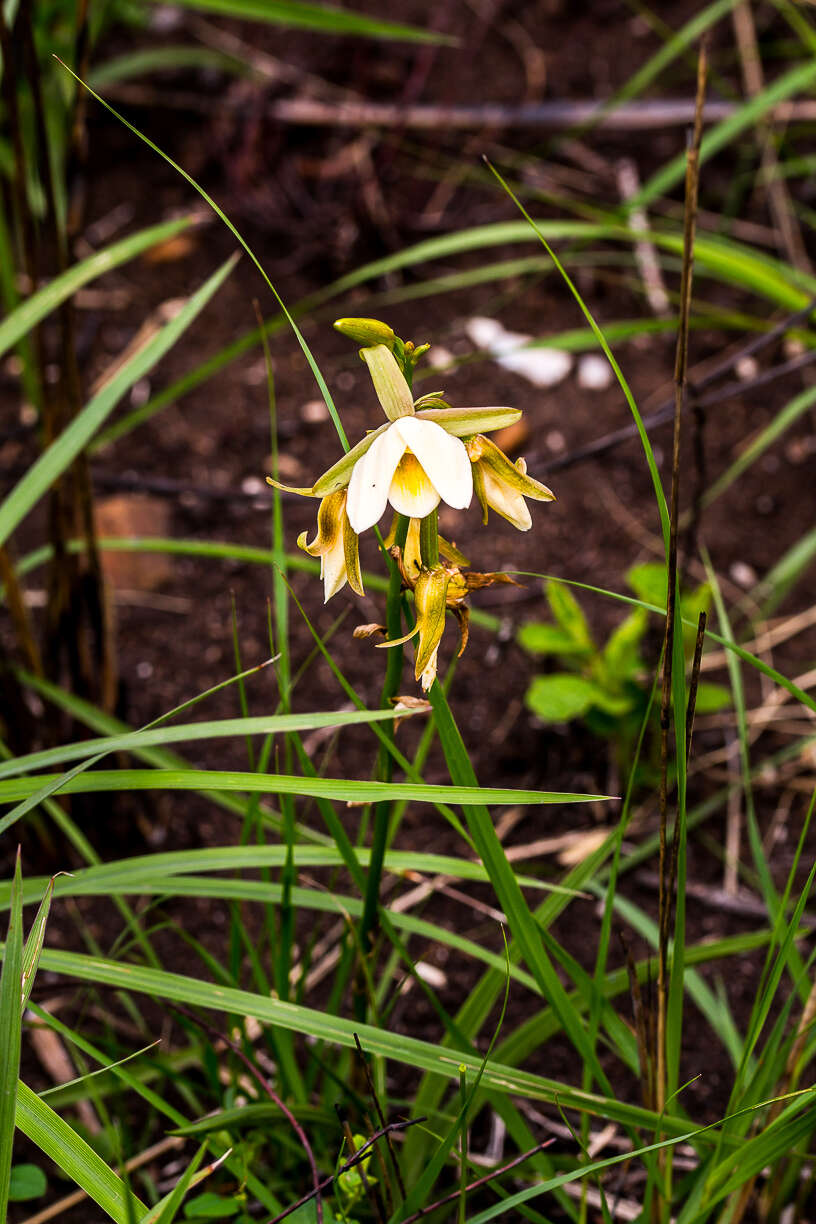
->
[656,34,708,1207]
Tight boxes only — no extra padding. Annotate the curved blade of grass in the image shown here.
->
[429,683,614,1097]
[15,1081,147,1222]
[484,162,670,547]
[0,252,238,549]
[89,48,249,89]
[755,523,816,618]
[56,62,349,450]
[465,1089,816,1224]
[0,769,607,826]
[0,711,415,780]
[7,872,543,994]
[17,945,693,1137]
[631,58,816,212]
[0,853,22,1221]
[0,846,551,905]
[94,220,816,453]
[0,215,193,361]
[21,872,58,1008]
[146,0,452,43]
[702,381,816,508]
[514,572,816,717]
[10,669,335,847]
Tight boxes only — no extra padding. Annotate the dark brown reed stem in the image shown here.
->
[336,1109,386,1224]
[0,547,42,678]
[656,24,707,1141]
[354,1033,407,1205]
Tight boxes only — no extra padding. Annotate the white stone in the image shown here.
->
[578,353,613,390]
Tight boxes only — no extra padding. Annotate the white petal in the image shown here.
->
[393,417,473,510]
[387,454,441,519]
[482,468,532,530]
[346,424,406,534]
[322,532,348,601]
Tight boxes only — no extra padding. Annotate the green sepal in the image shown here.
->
[361,345,415,421]
[312,421,391,496]
[416,405,521,436]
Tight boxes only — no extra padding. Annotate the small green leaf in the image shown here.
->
[546,581,594,649]
[601,608,648,681]
[8,1164,47,1201]
[626,562,667,609]
[693,682,732,714]
[526,674,603,722]
[517,622,590,657]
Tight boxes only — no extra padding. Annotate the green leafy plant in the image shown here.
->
[520,564,731,780]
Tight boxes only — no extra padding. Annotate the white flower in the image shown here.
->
[346,415,473,535]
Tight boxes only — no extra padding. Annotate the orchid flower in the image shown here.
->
[266,316,555,684]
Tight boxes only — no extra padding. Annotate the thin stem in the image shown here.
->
[656,33,707,1216]
[358,515,409,977]
[419,508,439,568]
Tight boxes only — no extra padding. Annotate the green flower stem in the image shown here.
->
[359,513,410,976]
[419,508,439,569]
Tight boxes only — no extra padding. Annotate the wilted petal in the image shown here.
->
[346,423,406,533]
[321,530,349,601]
[413,567,451,686]
[468,435,555,503]
[297,490,346,557]
[393,417,472,510]
[342,513,365,597]
[482,467,532,530]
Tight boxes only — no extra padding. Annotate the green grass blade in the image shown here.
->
[0,711,413,780]
[16,945,697,1137]
[429,683,615,1097]
[21,871,58,1008]
[137,1143,208,1224]
[484,163,670,547]
[631,58,816,211]
[0,216,193,360]
[0,252,238,549]
[702,382,816,508]
[0,852,22,1220]
[0,769,606,838]
[755,523,816,617]
[145,0,453,42]
[15,1081,147,1222]
[57,63,349,450]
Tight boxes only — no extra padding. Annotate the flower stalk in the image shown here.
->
[267,316,556,1015]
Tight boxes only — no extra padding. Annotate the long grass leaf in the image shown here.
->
[0,216,192,360]
[0,253,238,549]
[15,1081,147,1222]
[0,852,22,1219]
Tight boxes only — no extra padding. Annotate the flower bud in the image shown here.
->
[333,317,396,349]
